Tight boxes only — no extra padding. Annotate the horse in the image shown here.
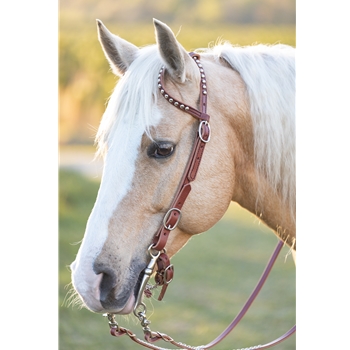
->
[70,18,295,346]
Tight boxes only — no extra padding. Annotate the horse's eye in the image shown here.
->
[148,141,175,159]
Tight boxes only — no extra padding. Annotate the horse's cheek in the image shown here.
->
[179,190,231,235]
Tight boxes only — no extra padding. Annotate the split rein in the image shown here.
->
[104,53,296,349]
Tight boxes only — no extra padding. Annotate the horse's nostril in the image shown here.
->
[93,263,117,300]
[95,270,123,310]
[92,257,148,311]
[99,272,116,301]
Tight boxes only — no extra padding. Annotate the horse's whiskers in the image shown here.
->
[62,283,85,309]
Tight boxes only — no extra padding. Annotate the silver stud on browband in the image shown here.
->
[157,57,206,111]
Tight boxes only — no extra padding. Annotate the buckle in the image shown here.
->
[199,120,211,143]
[163,208,182,230]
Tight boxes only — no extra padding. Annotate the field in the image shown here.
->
[59,169,296,349]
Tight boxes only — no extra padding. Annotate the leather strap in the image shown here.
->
[109,241,296,349]
[152,53,211,300]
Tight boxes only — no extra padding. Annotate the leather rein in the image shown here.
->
[104,52,296,349]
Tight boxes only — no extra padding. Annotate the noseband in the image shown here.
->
[104,52,296,349]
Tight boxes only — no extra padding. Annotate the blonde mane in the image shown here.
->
[201,43,295,217]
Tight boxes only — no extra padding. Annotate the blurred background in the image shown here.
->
[59,0,295,146]
[59,1,296,349]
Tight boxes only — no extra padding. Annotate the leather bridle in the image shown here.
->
[104,52,296,349]
[150,52,211,301]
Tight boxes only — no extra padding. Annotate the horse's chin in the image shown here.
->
[83,290,136,315]
[116,293,136,315]
[116,268,144,315]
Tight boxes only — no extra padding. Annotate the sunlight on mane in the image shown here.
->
[95,45,163,158]
[201,42,295,218]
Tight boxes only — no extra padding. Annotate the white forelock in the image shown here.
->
[95,45,164,158]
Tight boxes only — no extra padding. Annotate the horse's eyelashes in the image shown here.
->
[147,141,175,159]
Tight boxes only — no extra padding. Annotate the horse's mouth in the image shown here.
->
[110,265,146,315]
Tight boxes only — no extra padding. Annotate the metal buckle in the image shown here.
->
[199,120,211,143]
[163,264,174,285]
[163,208,182,230]
[104,313,119,330]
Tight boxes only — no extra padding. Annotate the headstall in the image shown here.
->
[104,52,296,349]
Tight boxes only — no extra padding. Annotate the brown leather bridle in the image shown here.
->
[151,52,211,301]
[104,52,296,349]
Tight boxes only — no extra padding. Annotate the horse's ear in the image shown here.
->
[96,19,139,76]
[153,19,196,83]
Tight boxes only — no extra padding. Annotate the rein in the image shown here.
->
[104,52,296,349]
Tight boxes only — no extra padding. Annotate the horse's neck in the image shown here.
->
[220,78,296,250]
[205,56,295,249]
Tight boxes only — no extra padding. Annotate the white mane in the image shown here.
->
[96,42,296,217]
[202,43,296,216]
[95,45,163,158]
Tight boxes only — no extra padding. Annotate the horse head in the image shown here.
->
[70,19,295,315]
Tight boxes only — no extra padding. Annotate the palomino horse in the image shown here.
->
[70,18,295,348]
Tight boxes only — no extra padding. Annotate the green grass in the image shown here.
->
[59,169,295,349]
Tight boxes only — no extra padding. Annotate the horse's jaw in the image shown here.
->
[112,293,135,315]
